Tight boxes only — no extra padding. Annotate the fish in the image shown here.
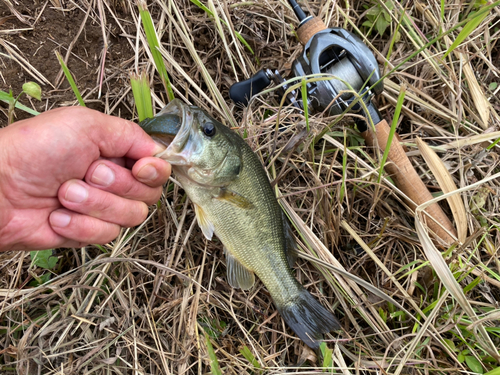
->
[139,99,340,348]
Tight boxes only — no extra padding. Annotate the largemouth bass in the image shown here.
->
[140,99,340,348]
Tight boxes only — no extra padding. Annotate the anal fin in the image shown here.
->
[224,247,255,290]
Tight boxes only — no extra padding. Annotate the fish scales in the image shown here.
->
[177,135,301,303]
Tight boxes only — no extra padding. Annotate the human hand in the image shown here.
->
[0,107,171,252]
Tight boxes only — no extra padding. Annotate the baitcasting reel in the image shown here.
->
[229,0,383,130]
[229,0,458,245]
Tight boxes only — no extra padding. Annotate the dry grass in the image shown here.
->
[1,0,500,374]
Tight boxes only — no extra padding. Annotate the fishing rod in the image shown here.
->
[229,0,456,245]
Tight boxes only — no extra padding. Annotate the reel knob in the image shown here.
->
[229,69,272,106]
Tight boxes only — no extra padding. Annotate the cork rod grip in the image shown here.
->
[361,120,456,245]
[296,17,327,45]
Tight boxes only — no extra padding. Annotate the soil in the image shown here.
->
[0,1,135,123]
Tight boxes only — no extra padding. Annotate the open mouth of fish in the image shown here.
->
[138,99,193,166]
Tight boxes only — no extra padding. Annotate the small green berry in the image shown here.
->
[22,82,42,101]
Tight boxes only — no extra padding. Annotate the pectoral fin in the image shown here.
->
[224,247,255,290]
[194,204,214,240]
[215,188,254,209]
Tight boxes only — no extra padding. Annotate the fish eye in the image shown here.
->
[202,122,216,137]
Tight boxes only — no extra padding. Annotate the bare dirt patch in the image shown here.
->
[1,1,134,119]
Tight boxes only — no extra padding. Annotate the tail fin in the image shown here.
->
[276,288,340,349]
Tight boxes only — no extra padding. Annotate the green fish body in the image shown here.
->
[140,99,340,348]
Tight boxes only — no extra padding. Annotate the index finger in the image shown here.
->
[53,107,166,160]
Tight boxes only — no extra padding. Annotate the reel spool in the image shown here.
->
[229,22,383,129]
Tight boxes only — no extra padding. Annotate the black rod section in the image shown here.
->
[287,0,307,22]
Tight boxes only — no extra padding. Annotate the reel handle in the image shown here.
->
[229,70,271,107]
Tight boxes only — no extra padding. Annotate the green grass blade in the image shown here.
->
[320,342,333,369]
[444,6,488,58]
[339,132,347,203]
[137,0,175,101]
[301,78,316,166]
[486,136,500,151]
[384,9,404,70]
[55,50,85,107]
[12,100,39,115]
[377,85,406,184]
[234,31,254,55]
[239,346,261,369]
[301,78,309,132]
[485,367,500,375]
[0,91,12,102]
[440,0,445,25]
[204,333,222,375]
[0,90,39,115]
[130,71,153,121]
[463,276,481,294]
[190,0,212,15]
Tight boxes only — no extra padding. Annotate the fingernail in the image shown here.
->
[137,164,158,182]
[91,164,115,187]
[65,182,88,203]
[50,211,71,227]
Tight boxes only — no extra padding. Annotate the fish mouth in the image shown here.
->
[139,114,182,146]
[139,99,195,165]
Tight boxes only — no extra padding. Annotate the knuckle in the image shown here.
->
[91,190,115,212]
[61,106,92,121]
[81,216,120,244]
[82,186,148,228]
[75,216,99,239]
[121,178,156,205]
[126,203,148,227]
[122,181,140,198]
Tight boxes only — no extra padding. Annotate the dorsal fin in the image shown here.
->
[224,247,255,290]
